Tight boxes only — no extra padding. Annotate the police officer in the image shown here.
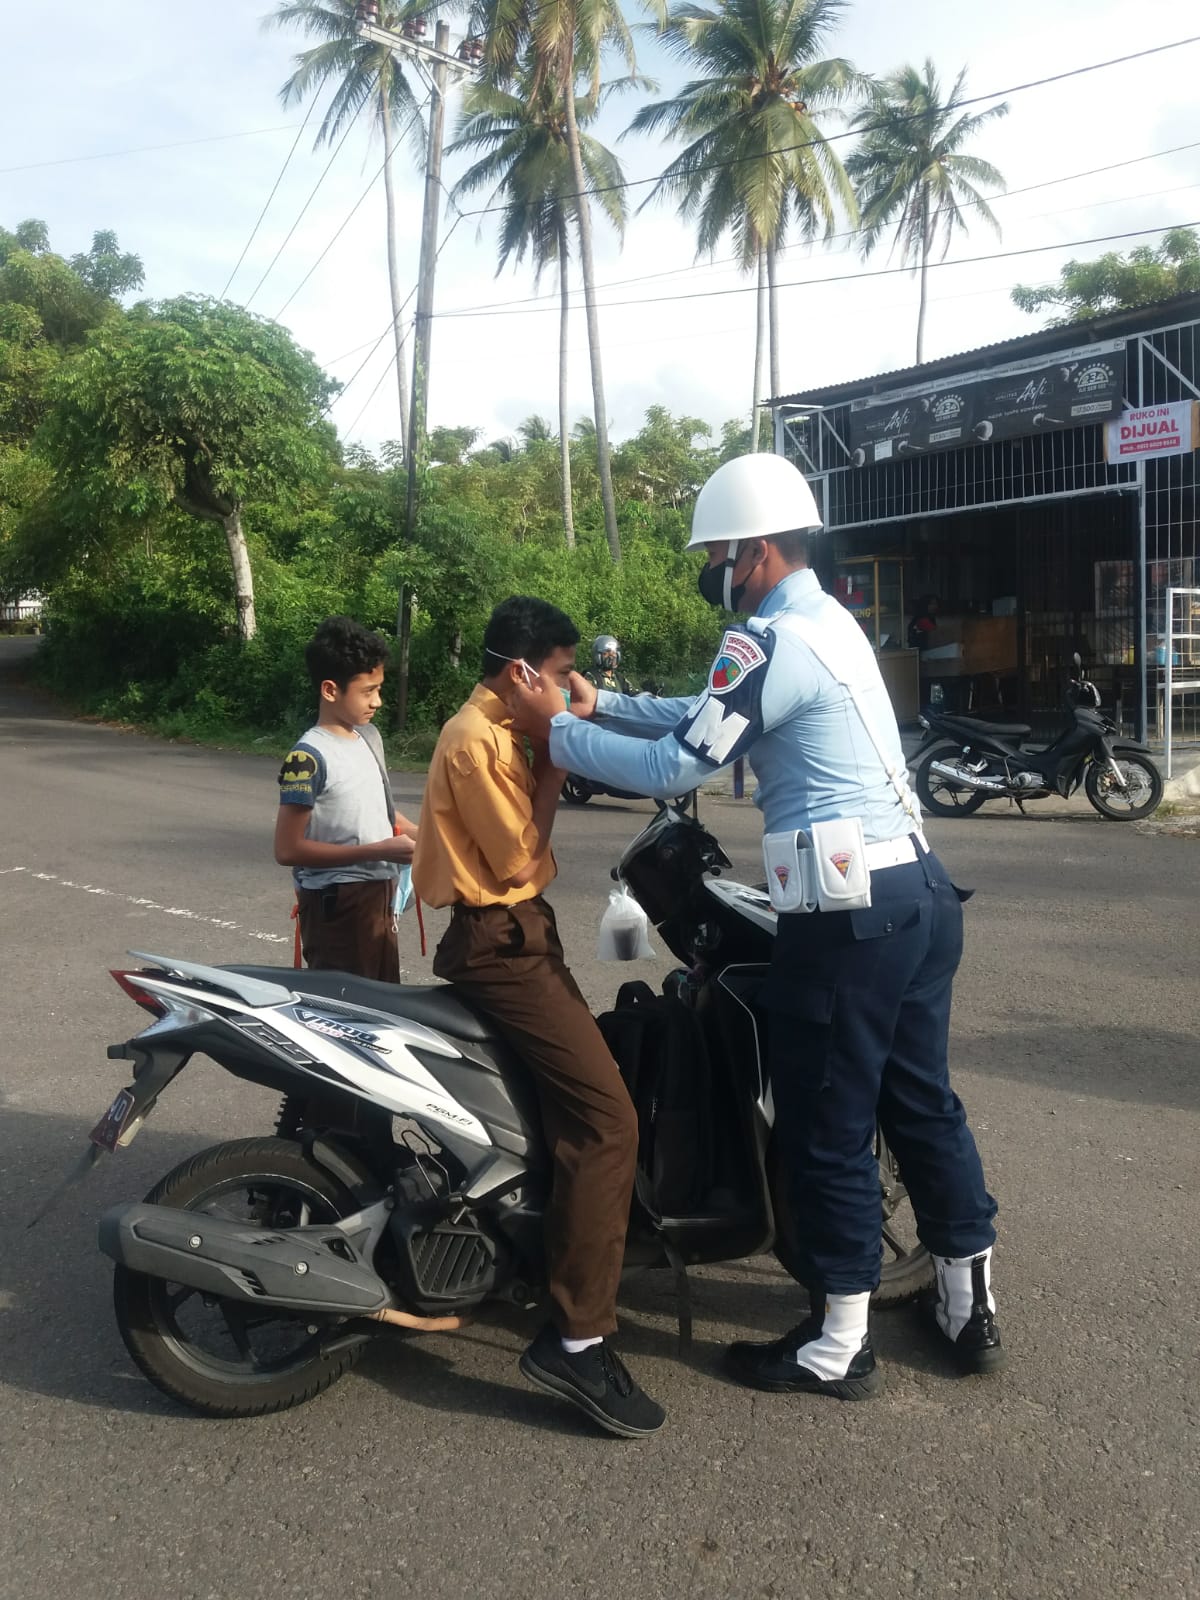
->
[508,454,1002,1399]
[586,635,632,695]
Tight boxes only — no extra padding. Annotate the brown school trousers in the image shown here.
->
[432,895,637,1339]
[296,879,401,983]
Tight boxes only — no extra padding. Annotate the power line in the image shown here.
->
[439,135,1200,319]
[242,78,380,312]
[272,98,430,321]
[325,332,392,366]
[222,99,320,300]
[331,211,467,427]
[0,123,303,176]
[342,322,417,438]
[455,33,1200,220]
[435,218,1200,319]
[326,287,418,413]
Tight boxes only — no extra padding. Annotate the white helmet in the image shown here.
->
[687,453,823,550]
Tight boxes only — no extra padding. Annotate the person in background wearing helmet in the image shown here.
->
[507,454,1002,1402]
[585,635,632,695]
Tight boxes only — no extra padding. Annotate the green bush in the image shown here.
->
[27,406,736,752]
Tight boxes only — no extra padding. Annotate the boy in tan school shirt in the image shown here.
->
[413,595,664,1439]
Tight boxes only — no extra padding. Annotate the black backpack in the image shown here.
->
[597,980,714,1222]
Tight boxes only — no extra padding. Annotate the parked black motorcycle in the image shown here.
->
[912,655,1162,821]
[561,771,696,812]
[78,808,929,1417]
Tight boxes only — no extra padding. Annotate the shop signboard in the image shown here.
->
[847,338,1126,465]
[1103,399,1198,462]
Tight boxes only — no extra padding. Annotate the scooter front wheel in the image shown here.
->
[1084,753,1163,820]
[113,1138,369,1417]
[561,775,593,804]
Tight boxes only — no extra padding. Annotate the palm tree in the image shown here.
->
[847,61,1007,364]
[517,414,555,445]
[631,0,858,431]
[468,0,640,563]
[449,75,627,546]
[266,1,424,447]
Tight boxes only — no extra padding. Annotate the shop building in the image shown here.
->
[770,293,1200,739]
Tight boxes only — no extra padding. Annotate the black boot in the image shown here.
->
[927,1250,1005,1374]
[519,1324,666,1438]
[724,1292,882,1401]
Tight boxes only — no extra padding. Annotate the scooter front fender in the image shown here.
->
[1108,738,1156,758]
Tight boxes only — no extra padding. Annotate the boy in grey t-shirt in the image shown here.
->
[275,617,418,982]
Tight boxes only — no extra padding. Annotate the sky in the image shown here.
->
[3,2,1199,455]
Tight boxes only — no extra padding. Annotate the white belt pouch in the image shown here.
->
[763,820,871,914]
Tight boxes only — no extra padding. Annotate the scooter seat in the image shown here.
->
[226,966,496,1043]
[936,716,1031,740]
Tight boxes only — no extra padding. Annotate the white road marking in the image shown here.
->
[0,865,289,944]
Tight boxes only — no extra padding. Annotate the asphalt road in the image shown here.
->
[1,638,1197,1600]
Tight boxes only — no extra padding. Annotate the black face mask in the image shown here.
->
[697,551,751,612]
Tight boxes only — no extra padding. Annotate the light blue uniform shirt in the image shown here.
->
[549,568,916,845]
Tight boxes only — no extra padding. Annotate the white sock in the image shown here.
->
[562,1335,604,1354]
[934,1249,996,1341]
[789,1292,871,1380]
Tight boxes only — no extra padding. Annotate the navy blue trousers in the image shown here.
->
[763,846,997,1294]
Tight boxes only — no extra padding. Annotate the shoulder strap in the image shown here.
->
[767,610,923,834]
[358,724,396,827]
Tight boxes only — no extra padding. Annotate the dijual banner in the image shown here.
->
[1104,400,1199,462]
[846,338,1126,465]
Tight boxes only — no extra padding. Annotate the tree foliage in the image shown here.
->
[267,0,426,445]
[847,61,1006,363]
[631,0,858,409]
[0,222,145,591]
[1012,227,1200,324]
[13,297,337,639]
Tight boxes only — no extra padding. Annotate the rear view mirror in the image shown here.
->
[1073,652,1082,670]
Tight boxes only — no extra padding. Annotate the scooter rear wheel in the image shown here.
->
[915,744,989,817]
[113,1138,369,1417]
[561,775,593,804]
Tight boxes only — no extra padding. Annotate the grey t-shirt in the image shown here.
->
[277,722,397,891]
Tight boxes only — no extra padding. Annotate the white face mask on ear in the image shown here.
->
[486,649,572,712]
[487,648,539,686]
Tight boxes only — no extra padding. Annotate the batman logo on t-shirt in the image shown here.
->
[279,749,318,790]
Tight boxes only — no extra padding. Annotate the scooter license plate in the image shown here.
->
[89,1087,138,1152]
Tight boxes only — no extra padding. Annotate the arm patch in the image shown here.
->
[708,629,767,694]
[673,628,774,768]
[278,745,323,804]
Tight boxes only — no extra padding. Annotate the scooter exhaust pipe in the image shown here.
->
[100,1201,392,1317]
[929,759,1009,794]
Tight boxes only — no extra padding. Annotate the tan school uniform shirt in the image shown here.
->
[413,685,555,909]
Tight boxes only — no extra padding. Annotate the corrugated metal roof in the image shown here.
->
[770,289,1200,408]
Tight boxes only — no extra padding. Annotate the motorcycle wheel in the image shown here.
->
[1084,753,1163,821]
[915,744,989,817]
[770,1128,933,1306]
[561,775,592,804]
[113,1138,370,1417]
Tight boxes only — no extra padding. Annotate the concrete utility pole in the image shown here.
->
[406,20,451,540]
[354,3,480,728]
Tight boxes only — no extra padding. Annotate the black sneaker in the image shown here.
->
[518,1324,666,1438]
[923,1293,1006,1374]
[724,1316,883,1401]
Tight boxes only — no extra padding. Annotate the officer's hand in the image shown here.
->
[508,678,558,740]
[567,671,597,719]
